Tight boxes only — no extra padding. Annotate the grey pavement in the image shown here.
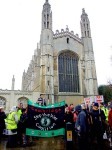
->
[0,136,65,150]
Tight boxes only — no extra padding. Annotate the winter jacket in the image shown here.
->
[75,110,87,134]
[108,109,112,128]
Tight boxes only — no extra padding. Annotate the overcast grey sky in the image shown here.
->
[0,0,112,90]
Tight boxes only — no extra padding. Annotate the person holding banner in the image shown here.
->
[17,108,28,147]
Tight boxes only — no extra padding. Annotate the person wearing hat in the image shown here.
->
[0,106,6,142]
[5,106,19,148]
[90,102,106,149]
[75,105,88,150]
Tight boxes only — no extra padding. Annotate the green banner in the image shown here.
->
[26,128,65,137]
[26,100,65,137]
[27,100,65,108]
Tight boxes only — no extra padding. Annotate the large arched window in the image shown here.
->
[58,51,80,92]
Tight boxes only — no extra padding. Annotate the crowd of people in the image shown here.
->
[0,96,112,149]
[64,102,112,150]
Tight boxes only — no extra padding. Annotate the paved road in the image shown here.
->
[0,136,65,150]
[0,136,111,150]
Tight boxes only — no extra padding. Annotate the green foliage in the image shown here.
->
[98,85,112,103]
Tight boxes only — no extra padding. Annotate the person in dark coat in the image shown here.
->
[90,102,106,150]
[0,106,6,142]
[17,108,28,147]
[75,105,89,150]
[81,103,91,134]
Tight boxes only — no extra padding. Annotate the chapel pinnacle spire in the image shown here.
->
[11,75,15,90]
[81,8,88,18]
[82,8,86,14]
[80,8,91,38]
[42,0,52,30]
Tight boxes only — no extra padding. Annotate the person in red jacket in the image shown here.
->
[108,104,112,129]
[108,104,112,147]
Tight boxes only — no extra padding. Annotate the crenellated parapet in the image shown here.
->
[0,89,11,95]
[14,90,32,95]
[53,27,82,43]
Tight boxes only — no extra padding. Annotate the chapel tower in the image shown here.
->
[40,0,54,102]
[80,8,98,96]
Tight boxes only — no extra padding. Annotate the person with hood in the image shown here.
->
[5,106,19,148]
[0,106,6,142]
[75,105,88,150]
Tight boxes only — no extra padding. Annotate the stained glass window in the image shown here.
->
[58,51,79,92]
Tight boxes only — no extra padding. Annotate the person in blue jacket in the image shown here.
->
[75,105,88,150]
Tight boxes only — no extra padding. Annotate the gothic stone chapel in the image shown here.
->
[21,0,98,105]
